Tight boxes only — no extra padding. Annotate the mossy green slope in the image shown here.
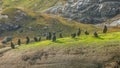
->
[17,32,120,50]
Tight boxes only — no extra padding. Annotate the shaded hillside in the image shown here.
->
[0,8,94,38]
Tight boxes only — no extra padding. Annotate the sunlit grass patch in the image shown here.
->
[17,32,120,50]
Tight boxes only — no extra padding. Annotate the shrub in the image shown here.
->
[71,33,76,38]
[94,32,98,38]
[85,30,89,35]
[52,33,56,42]
[103,25,107,33]
[26,36,30,44]
[11,42,15,49]
[18,39,21,46]
[77,28,81,36]
[34,37,38,42]
[48,32,52,40]
[59,33,63,38]
[46,32,52,40]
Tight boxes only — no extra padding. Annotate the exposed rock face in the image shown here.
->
[1,36,12,44]
[45,0,120,24]
[110,19,120,26]
[0,22,21,35]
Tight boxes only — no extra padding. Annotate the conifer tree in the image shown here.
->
[34,37,38,42]
[77,28,81,36]
[71,33,76,38]
[94,31,98,38]
[59,33,63,38]
[52,33,56,42]
[26,36,30,44]
[11,42,15,49]
[48,32,52,40]
[18,39,21,46]
[103,25,107,33]
[85,30,89,35]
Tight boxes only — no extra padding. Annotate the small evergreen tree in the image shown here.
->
[26,36,30,44]
[52,33,56,42]
[46,32,52,40]
[85,30,89,35]
[59,33,63,38]
[71,33,76,38]
[34,37,38,42]
[38,37,41,41]
[18,39,21,46]
[103,25,107,33]
[48,32,52,40]
[11,42,15,49]
[94,31,98,38]
[77,28,81,36]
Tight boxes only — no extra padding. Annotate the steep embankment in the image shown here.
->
[0,32,120,68]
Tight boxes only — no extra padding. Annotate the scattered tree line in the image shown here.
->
[10,25,108,49]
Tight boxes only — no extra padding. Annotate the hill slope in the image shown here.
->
[45,0,120,24]
[1,0,120,24]
[0,8,95,38]
[1,0,63,11]
[0,32,120,68]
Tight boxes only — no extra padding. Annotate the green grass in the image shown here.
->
[17,32,120,50]
[2,0,65,11]
[0,7,95,38]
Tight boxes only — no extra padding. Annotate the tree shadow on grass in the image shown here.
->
[94,36,104,40]
[54,40,65,43]
[73,38,81,41]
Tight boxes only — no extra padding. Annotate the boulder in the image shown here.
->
[1,36,13,44]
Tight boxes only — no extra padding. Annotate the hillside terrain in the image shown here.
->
[46,0,120,24]
[0,0,120,68]
[0,7,96,37]
[1,0,63,11]
[0,0,119,37]
[0,32,120,68]
[0,0,96,37]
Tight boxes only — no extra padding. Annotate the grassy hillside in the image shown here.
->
[0,8,95,36]
[18,32,120,50]
[0,32,120,68]
[0,7,98,47]
[1,0,65,11]
[0,7,119,47]
[0,1,120,68]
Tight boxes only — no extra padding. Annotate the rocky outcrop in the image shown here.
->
[110,19,120,26]
[45,0,120,24]
[1,36,12,44]
[0,22,21,35]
